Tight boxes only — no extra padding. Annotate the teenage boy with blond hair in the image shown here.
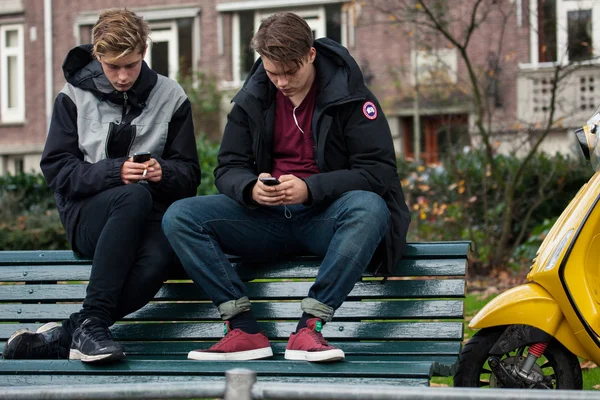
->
[163,12,410,362]
[2,8,200,363]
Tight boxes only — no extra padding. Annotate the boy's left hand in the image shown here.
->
[278,175,308,205]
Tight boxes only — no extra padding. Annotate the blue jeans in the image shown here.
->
[162,190,389,322]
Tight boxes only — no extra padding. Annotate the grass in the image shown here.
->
[430,293,600,390]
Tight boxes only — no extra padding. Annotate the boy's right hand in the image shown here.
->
[121,157,154,184]
[252,173,286,206]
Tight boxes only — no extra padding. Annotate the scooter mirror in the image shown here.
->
[582,109,600,171]
[575,127,591,161]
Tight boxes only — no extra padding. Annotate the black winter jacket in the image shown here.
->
[41,45,201,245]
[215,38,410,274]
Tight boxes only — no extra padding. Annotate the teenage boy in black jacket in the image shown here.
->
[163,12,410,362]
[2,8,200,364]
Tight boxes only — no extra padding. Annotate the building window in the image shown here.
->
[0,24,25,123]
[144,19,194,80]
[13,157,24,175]
[411,48,458,86]
[401,115,468,164]
[231,5,346,84]
[567,9,592,62]
[532,0,599,65]
[538,0,557,62]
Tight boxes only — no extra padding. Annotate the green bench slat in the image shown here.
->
[0,359,434,379]
[0,300,464,321]
[0,341,461,357]
[235,258,467,278]
[0,279,465,301]
[0,242,471,265]
[0,258,467,282]
[0,375,429,387]
[0,321,463,341]
[123,341,463,356]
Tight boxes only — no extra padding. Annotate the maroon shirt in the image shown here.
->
[271,80,320,179]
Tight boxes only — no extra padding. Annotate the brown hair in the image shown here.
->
[250,12,313,68]
[92,8,149,61]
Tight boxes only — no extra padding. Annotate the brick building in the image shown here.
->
[0,0,597,174]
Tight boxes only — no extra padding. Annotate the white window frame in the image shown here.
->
[230,4,346,86]
[0,24,25,123]
[526,0,600,67]
[557,0,599,64]
[145,22,179,80]
[411,48,458,86]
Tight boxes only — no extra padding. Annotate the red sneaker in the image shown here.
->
[284,318,345,362]
[187,322,273,361]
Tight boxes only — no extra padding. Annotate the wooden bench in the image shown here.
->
[0,241,470,388]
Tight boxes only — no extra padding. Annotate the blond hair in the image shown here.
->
[92,8,149,60]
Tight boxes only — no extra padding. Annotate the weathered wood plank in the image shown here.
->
[0,280,465,301]
[0,321,464,341]
[0,242,471,265]
[0,340,462,357]
[0,300,464,321]
[0,375,429,387]
[0,258,467,282]
[0,359,434,379]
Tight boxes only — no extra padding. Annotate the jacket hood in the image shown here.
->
[237,38,367,108]
[61,44,156,108]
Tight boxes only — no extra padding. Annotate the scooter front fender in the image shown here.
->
[470,283,591,359]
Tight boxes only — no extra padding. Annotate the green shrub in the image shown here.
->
[400,149,593,270]
[179,70,223,142]
[196,134,220,196]
[0,209,68,250]
[0,173,68,250]
[0,173,55,214]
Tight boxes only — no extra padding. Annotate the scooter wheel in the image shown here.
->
[454,326,582,389]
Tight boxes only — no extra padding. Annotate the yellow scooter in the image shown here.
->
[454,111,600,389]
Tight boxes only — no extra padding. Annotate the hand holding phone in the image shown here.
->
[132,151,151,163]
[259,177,281,186]
[132,152,151,178]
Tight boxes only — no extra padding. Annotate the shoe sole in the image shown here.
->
[36,322,61,334]
[69,349,126,363]
[284,349,345,362]
[188,346,273,361]
[7,322,61,345]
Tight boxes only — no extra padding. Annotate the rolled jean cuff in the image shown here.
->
[217,297,251,320]
[301,297,334,322]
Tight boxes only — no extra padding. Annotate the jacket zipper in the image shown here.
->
[105,123,115,158]
[122,92,128,121]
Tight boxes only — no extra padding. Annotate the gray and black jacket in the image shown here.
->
[41,45,200,244]
[216,38,411,274]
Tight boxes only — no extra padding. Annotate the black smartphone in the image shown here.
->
[132,151,151,163]
[259,177,281,186]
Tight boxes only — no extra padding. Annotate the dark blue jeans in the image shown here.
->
[162,190,390,322]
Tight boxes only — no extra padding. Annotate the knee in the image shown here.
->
[112,184,153,216]
[347,191,390,227]
[162,198,193,236]
[138,257,171,284]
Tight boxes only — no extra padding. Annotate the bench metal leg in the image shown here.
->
[224,368,256,400]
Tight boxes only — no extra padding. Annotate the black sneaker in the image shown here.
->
[2,322,69,359]
[69,317,125,363]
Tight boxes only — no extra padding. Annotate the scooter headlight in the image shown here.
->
[544,229,574,271]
